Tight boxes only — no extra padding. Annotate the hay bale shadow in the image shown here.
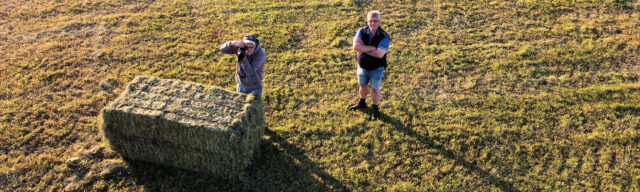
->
[124,129,347,191]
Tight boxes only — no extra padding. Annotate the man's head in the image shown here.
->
[367,10,381,32]
[242,34,259,56]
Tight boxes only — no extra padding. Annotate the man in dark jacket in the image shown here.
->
[219,34,266,98]
[348,10,391,121]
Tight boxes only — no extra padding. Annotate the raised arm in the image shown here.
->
[219,40,245,54]
[236,47,266,80]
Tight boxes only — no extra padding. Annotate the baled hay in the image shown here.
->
[100,76,265,177]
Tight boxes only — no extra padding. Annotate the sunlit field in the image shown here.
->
[1,0,639,191]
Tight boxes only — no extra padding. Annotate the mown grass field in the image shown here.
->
[1,0,640,191]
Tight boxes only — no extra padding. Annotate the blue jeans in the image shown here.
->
[357,66,385,89]
[237,84,262,98]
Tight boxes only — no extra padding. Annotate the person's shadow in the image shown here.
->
[376,112,521,192]
[119,129,348,191]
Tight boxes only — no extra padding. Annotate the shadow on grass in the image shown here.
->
[377,112,520,192]
[121,129,347,191]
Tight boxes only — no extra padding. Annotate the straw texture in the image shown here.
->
[100,76,265,177]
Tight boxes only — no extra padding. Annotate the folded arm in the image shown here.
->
[353,38,387,59]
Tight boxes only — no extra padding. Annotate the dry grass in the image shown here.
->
[1,0,639,191]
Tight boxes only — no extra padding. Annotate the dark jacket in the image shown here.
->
[357,26,390,71]
[219,42,266,89]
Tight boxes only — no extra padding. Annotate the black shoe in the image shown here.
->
[371,104,380,120]
[348,99,367,111]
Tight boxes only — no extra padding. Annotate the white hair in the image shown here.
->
[367,10,381,20]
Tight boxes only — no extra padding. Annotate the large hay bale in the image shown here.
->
[100,76,265,177]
